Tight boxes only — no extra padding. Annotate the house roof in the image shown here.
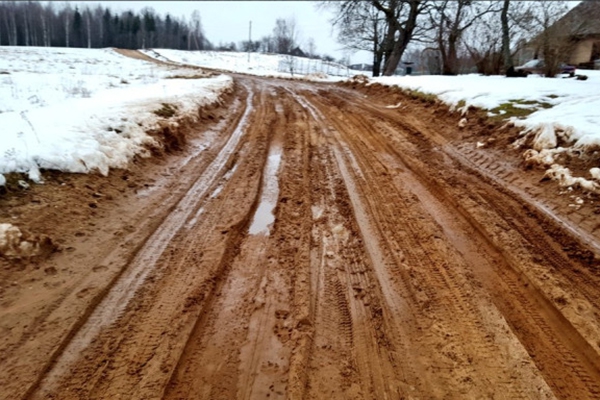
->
[556,0,600,37]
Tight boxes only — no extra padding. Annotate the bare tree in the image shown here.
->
[272,17,299,54]
[463,11,503,74]
[429,0,501,75]
[84,7,92,48]
[528,1,570,77]
[327,0,431,76]
[259,35,275,53]
[241,39,260,52]
[63,4,71,47]
[373,0,431,76]
[462,0,543,75]
[306,37,317,58]
[327,1,387,76]
[501,0,512,71]
[190,10,204,50]
[40,3,51,46]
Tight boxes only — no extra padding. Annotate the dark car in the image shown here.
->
[515,59,576,76]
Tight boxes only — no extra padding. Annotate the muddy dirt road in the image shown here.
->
[2,74,600,399]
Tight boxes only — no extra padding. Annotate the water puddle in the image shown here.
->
[249,142,283,235]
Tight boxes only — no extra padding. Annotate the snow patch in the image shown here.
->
[0,47,233,182]
[0,223,55,259]
[141,49,361,81]
[523,148,564,167]
[574,134,600,151]
[369,72,600,196]
[531,123,558,151]
[544,165,600,193]
[371,71,600,156]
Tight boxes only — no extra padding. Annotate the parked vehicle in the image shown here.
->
[515,59,576,76]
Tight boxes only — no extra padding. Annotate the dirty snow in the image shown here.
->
[141,49,360,81]
[0,222,53,258]
[372,71,600,191]
[0,46,232,183]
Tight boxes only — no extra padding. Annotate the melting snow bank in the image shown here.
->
[367,72,600,192]
[0,47,233,184]
[0,75,232,183]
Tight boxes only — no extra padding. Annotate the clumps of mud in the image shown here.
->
[146,83,234,156]
[0,223,56,260]
[148,121,187,154]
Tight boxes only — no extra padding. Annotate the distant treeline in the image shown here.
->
[0,1,212,50]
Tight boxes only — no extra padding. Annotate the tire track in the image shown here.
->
[6,74,600,400]
[28,81,265,399]
[317,86,600,399]
[300,88,562,398]
[290,89,429,399]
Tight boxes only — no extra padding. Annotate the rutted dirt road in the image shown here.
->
[2,74,600,399]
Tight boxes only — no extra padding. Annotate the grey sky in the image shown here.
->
[92,1,372,63]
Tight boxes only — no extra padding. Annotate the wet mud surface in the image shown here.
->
[1,75,600,399]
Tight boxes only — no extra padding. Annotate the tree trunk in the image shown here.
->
[501,0,512,71]
[381,1,420,76]
[65,15,70,47]
[41,13,48,46]
[383,44,403,76]
[380,16,396,75]
[86,14,91,48]
[23,9,29,46]
[372,48,382,77]
[442,35,458,75]
[10,11,17,46]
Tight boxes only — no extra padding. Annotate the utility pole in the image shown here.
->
[248,20,252,63]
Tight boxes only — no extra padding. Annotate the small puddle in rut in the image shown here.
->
[248,140,283,235]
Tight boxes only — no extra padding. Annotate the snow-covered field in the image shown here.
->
[0,47,232,183]
[372,72,600,190]
[142,49,360,81]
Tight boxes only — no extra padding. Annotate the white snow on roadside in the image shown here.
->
[0,47,232,183]
[371,71,600,192]
[141,49,361,82]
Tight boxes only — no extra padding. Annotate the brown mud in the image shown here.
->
[1,74,600,399]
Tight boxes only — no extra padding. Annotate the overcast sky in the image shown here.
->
[92,1,372,64]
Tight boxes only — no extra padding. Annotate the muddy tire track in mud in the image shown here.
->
[299,86,600,399]
[3,74,600,399]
